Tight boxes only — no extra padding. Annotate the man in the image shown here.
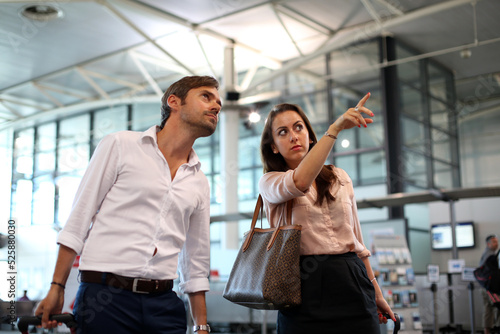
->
[480,234,500,334]
[18,290,30,301]
[35,76,222,334]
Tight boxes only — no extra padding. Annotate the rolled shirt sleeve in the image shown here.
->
[177,183,211,294]
[57,134,119,254]
[259,169,308,204]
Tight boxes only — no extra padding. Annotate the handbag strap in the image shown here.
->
[266,200,294,251]
[242,195,294,252]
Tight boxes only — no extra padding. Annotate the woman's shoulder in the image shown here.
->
[330,166,352,184]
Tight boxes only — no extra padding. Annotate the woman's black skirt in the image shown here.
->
[277,252,380,334]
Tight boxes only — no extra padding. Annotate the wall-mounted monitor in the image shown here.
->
[431,221,475,250]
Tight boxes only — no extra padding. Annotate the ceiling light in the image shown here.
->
[20,5,63,21]
[248,111,261,123]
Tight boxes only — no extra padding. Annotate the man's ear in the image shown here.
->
[167,95,180,111]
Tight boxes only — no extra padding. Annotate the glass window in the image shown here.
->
[402,151,427,189]
[402,116,426,154]
[11,179,33,226]
[58,145,89,173]
[432,129,451,163]
[0,129,13,225]
[14,128,34,179]
[360,150,386,184]
[35,123,56,175]
[196,146,212,175]
[359,121,384,149]
[238,136,260,169]
[58,115,90,173]
[331,41,380,88]
[430,98,451,131]
[209,221,223,249]
[396,43,421,86]
[359,90,384,149]
[238,169,254,201]
[287,91,328,125]
[335,155,358,184]
[428,63,449,101]
[433,160,453,189]
[212,174,223,207]
[287,70,326,96]
[400,85,424,121]
[335,129,356,154]
[93,105,128,143]
[56,173,84,227]
[132,102,161,131]
[32,175,55,225]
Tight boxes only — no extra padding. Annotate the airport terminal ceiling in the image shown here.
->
[1,0,500,131]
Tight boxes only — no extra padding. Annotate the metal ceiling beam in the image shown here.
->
[33,83,93,101]
[112,0,282,67]
[83,69,143,90]
[360,0,383,25]
[241,0,482,96]
[128,51,163,96]
[76,67,110,99]
[100,0,196,76]
[32,83,64,108]
[278,3,334,36]
[374,0,404,16]
[194,32,217,78]
[0,94,52,110]
[271,4,304,57]
[0,100,23,118]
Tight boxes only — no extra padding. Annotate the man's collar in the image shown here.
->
[141,126,201,171]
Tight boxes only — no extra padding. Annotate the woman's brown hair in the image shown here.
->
[260,103,336,205]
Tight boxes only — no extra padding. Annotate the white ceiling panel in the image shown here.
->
[0,0,498,131]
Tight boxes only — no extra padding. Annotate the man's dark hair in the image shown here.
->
[486,234,498,242]
[160,76,219,129]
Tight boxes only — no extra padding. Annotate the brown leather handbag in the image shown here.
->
[222,195,302,310]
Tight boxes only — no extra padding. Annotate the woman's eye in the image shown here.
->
[295,124,303,131]
[278,129,286,136]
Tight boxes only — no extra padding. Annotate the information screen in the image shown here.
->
[431,222,475,250]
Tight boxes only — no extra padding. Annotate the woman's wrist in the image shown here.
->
[326,126,340,139]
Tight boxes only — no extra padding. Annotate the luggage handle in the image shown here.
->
[17,314,76,334]
[384,312,401,334]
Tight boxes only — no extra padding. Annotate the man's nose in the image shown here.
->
[211,102,221,115]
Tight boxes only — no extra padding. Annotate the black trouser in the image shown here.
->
[277,252,380,334]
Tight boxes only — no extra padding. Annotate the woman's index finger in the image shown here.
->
[356,92,371,108]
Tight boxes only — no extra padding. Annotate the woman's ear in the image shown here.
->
[271,144,278,154]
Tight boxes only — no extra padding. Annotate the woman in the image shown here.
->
[259,93,394,333]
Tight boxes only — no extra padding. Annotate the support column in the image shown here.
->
[380,36,404,219]
[220,44,240,250]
